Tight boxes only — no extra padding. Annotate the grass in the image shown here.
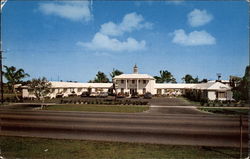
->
[0,136,248,159]
[177,96,201,106]
[198,107,249,115]
[43,104,149,113]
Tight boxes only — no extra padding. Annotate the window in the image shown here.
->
[132,80,135,84]
[28,89,34,94]
[157,89,162,95]
[121,80,124,84]
[218,92,226,98]
[77,88,82,92]
[164,89,168,93]
[143,80,146,84]
[121,88,124,93]
[143,88,146,94]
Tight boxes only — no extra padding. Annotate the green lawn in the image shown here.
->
[198,107,249,115]
[43,104,149,113]
[0,136,247,159]
[177,96,201,106]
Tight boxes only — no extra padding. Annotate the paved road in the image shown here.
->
[0,109,248,148]
[147,105,210,114]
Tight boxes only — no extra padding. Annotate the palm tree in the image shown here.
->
[3,65,30,100]
[153,76,163,83]
[110,68,123,79]
[154,70,176,83]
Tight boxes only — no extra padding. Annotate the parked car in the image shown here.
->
[131,92,139,98]
[116,92,125,98]
[68,93,77,97]
[56,93,63,98]
[99,92,108,98]
[81,91,90,97]
[144,92,152,99]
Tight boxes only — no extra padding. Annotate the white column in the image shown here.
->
[125,79,127,90]
[136,79,139,92]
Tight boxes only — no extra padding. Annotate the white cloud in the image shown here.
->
[172,29,216,46]
[188,9,213,27]
[77,33,146,52]
[77,12,150,52]
[38,1,92,22]
[100,12,152,37]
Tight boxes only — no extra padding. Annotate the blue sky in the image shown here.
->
[2,0,249,82]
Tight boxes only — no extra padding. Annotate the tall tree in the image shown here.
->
[90,71,110,83]
[182,74,199,83]
[232,65,249,101]
[110,69,123,79]
[182,74,194,83]
[200,78,208,83]
[28,77,52,101]
[193,76,199,83]
[3,65,30,100]
[154,70,176,83]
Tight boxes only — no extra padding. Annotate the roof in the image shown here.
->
[192,82,231,90]
[22,81,113,88]
[154,83,196,89]
[113,74,155,80]
[155,82,231,91]
[208,80,230,83]
[51,82,113,88]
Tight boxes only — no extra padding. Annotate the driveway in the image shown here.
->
[149,97,194,106]
[147,97,208,115]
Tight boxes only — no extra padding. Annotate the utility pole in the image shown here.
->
[0,0,7,104]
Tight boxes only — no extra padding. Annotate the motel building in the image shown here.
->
[22,65,233,101]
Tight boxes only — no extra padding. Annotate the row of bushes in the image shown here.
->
[60,99,149,105]
[201,103,249,107]
[200,99,248,107]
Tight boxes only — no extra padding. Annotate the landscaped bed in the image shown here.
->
[0,136,247,159]
[43,104,149,113]
[198,107,249,115]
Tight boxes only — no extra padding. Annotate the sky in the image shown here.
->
[2,0,249,82]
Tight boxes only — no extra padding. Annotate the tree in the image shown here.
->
[28,77,52,101]
[193,76,199,83]
[154,70,176,83]
[171,77,177,83]
[182,74,194,83]
[110,69,123,79]
[3,65,30,100]
[182,74,199,83]
[200,78,208,83]
[232,65,249,102]
[90,71,110,83]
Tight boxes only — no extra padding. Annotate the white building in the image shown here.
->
[22,82,113,99]
[113,65,156,95]
[21,65,233,101]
